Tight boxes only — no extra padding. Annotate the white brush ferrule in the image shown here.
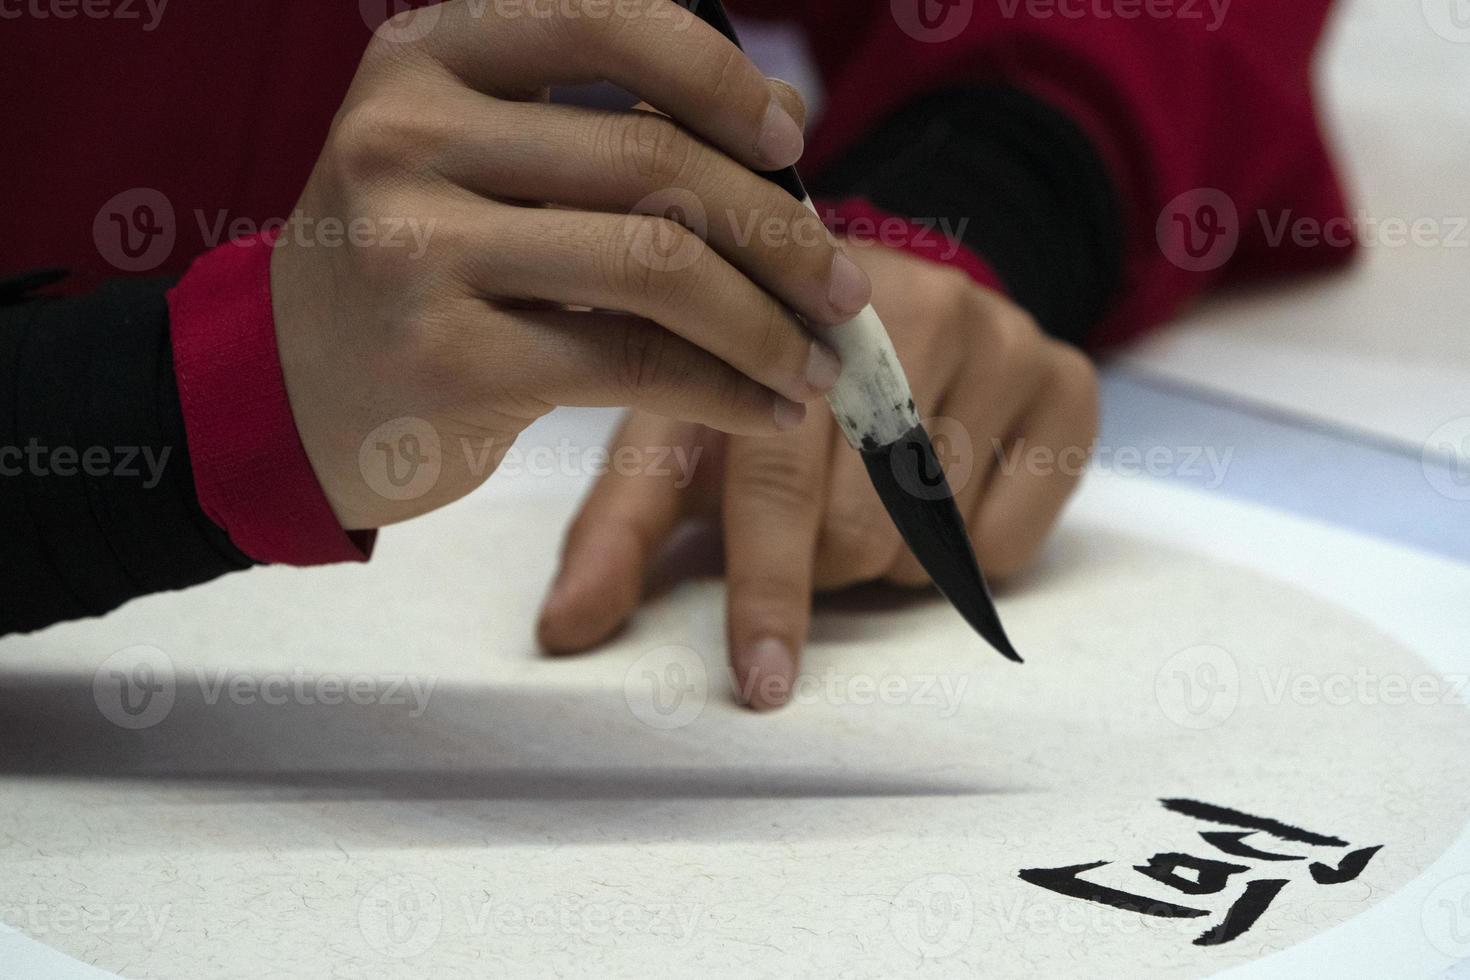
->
[803,197,922,450]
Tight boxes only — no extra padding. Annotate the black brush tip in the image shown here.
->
[860,424,1022,662]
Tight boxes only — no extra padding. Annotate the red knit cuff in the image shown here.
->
[814,197,1010,295]
[167,232,374,566]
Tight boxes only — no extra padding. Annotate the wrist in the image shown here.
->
[168,231,375,564]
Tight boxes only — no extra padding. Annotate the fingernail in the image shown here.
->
[755,100,804,169]
[740,637,795,711]
[773,397,806,431]
[804,341,842,392]
[827,250,871,318]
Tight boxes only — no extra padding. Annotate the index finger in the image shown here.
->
[415,0,803,171]
[722,411,832,711]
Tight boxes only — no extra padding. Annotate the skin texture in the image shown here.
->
[271,0,871,531]
[538,242,1099,710]
[267,0,1097,708]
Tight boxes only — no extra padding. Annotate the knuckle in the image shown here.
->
[730,450,815,515]
[353,228,415,283]
[772,203,837,286]
[984,306,1041,363]
[707,45,750,109]
[707,366,755,422]
[606,216,700,304]
[331,189,429,282]
[906,263,970,323]
[618,112,698,186]
[726,567,801,618]
[363,19,427,65]
[818,503,891,581]
[939,278,982,329]
[1051,341,1098,392]
[331,98,437,182]
[617,320,675,394]
[1050,342,1101,435]
[401,311,473,395]
[749,299,798,377]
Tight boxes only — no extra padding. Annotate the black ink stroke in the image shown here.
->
[1018,861,1210,918]
[1134,853,1250,895]
[1194,878,1289,946]
[1310,845,1383,884]
[1201,831,1306,862]
[1160,798,1348,847]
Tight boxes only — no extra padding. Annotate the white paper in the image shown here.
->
[2,451,1468,978]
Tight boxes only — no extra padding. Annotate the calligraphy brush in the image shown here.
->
[672,0,1022,661]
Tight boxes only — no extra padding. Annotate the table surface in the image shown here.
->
[1097,367,1470,567]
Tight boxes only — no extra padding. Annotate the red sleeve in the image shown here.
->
[167,232,375,566]
[735,0,1357,346]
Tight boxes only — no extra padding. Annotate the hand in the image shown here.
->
[269,0,870,530]
[538,243,1098,709]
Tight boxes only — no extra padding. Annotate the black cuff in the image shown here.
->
[811,85,1124,346]
[0,272,254,636]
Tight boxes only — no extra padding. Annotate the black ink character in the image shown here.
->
[1018,799,1384,946]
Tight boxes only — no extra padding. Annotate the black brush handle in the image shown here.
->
[673,0,808,202]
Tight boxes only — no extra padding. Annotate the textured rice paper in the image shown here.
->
[1,470,1468,979]
[1119,0,1470,459]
